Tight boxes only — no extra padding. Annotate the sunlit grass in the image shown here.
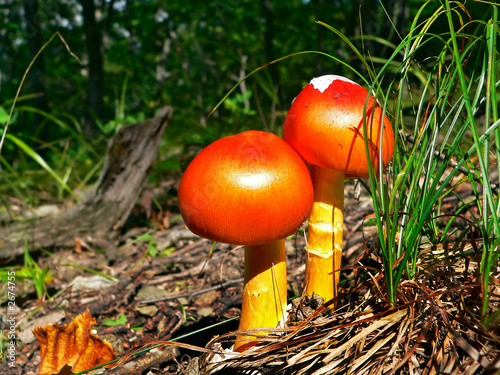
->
[339,0,500,320]
[0,33,105,208]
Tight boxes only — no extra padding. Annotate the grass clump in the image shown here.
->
[355,0,500,321]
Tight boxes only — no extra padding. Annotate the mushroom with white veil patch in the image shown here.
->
[284,75,394,307]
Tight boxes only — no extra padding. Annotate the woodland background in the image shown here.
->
[1,0,480,200]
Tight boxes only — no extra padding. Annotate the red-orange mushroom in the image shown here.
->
[283,75,394,306]
[178,130,314,351]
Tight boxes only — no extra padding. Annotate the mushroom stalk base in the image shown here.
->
[234,240,287,352]
[305,166,344,307]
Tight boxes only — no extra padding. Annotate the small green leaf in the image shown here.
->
[0,107,9,123]
[101,313,128,327]
[159,247,175,257]
[148,244,157,258]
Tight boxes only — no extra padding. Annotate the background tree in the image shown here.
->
[23,0,49,133]
[80,0,106,131]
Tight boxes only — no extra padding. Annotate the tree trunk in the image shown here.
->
[0,107,173,259]
[24,0,49,133]
[81,0,106,130]
[261,0,281,103]
[312,0,326,74]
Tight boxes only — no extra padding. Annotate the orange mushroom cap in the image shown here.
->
[283,75,394,178]
[178,130,314,245]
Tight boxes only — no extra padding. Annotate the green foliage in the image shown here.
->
[179,302,197,324]
[224,90,257,118]
[342,1,500,321]
[135,233,158,258]
[24,246,51,301]
[6,133,77,200]
[0,253,52,305]
[0,107,10,124]
[100,313,128,327]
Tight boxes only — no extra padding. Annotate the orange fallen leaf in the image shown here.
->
[33,309,116,375]
[53,365,73,375]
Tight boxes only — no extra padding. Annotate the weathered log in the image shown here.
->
[0,106,173,259]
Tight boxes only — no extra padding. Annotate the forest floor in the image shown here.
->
[1,174,499,374]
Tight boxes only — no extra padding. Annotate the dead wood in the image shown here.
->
[0,106,173,259]
[103,346,180,375]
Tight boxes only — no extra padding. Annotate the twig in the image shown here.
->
[139,277,244,304]
[104,346,180,375]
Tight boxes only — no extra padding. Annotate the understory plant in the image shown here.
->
[342,0,500,321]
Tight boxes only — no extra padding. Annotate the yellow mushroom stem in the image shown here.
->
[234,240,287,352]
[305,165,344,307]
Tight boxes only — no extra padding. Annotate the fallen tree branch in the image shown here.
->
[0,107,173,259]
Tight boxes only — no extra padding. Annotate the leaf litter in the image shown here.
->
[1,180,499,374]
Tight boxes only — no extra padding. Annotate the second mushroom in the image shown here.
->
[283,75,394,307]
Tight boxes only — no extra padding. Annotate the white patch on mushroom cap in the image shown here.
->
[310,75,360,93]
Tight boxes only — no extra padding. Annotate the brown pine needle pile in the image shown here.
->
[201,241,500,374]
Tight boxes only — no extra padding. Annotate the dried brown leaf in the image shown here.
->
[33,309,116,375]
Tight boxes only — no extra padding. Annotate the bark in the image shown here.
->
[0,107,173,259]
[261,0,281,102]
[312,0,326,74]
[24,0,49,131]
[107,346,180,375]
[81,0,106,129]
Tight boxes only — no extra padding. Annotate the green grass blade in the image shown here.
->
[5,134,78,201]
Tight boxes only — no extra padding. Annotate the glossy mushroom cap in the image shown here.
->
[283,75,394,178]
[178,130,314,245]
